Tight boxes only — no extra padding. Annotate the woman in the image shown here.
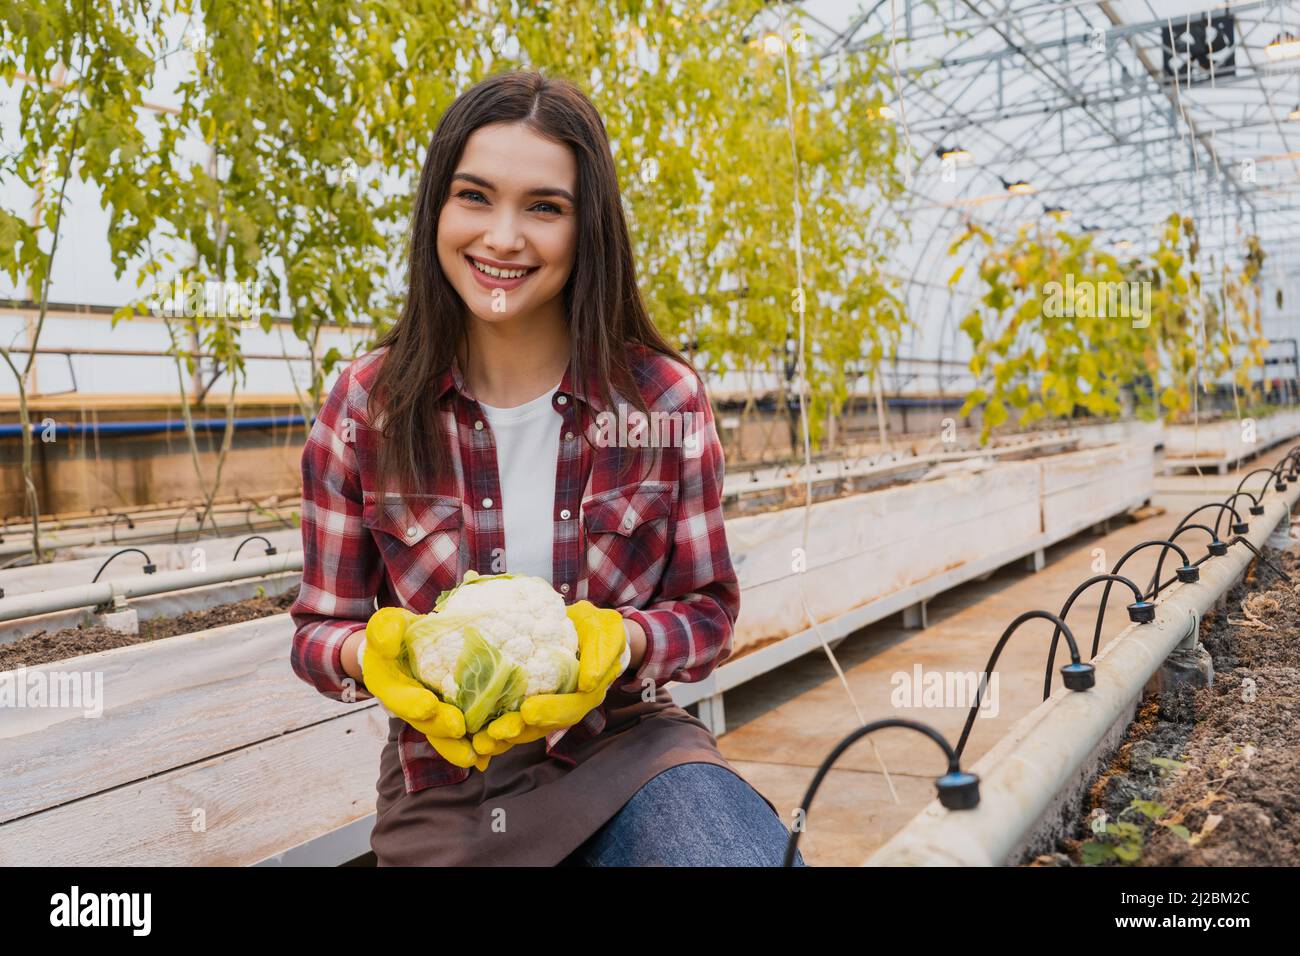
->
[290,70,804,866]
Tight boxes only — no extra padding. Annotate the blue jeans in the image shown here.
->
[561,762,807,866]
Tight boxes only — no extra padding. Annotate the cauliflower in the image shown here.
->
[402,571,580,733]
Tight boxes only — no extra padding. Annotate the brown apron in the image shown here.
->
[369,684,773,866]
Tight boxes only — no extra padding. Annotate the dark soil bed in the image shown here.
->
[1046,546,1300,866]
[0,586,299,671]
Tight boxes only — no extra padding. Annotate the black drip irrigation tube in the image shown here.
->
[955,610,1095,761]
[1041,573,1154,700]
[1223,533,1293,586]
[950,442,1300,774]
[1041,540,1198,692]
[783,718,979,867]
[108,512,136,544]
[173,507,205,543]
[91,548,157,583]
[790,443,1299,865]
[1150,503,1248,593]
[232,535,278,561]
[1221,490,1262,524]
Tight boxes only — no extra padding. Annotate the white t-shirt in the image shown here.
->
[477,383,562,584]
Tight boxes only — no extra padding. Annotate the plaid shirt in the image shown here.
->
[289,342,740,794]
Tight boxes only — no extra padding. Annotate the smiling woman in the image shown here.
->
[438,124,576,322]
[288,71,805,867]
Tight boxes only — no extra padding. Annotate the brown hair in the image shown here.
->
[371,70,692,495]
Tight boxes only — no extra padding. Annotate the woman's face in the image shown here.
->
[436,122,578,328]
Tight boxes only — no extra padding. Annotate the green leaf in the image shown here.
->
[1113,842,1142,863]
[1080,842,1116,865]
[1130,800,1168,820]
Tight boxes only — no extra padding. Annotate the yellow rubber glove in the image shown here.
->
[360,606,480,769]
[473,601,630,757]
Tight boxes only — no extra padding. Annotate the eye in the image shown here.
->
[454,188,564,215]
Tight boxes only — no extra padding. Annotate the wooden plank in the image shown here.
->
[0,615,352,824]
[0,706,387,866]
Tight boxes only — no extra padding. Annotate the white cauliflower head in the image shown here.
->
[403,571,580,733]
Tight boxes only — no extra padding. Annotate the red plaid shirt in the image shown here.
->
[289,342,740,794]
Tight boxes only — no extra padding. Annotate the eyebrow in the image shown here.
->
[452,172,575,204]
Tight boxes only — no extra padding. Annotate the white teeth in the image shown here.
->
[470,258,530,279]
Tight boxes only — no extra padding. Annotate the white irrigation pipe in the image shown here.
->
[0,550,303,623]
[0,509,294,560]
[866,481,1300,866]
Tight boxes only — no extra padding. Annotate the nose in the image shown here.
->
[482,206,526,254]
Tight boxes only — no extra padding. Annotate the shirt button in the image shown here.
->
[474,420,483,430]
[556,395,567,405]
[622,516,634,529]
[560,583,570,593]
[406,526,418,538]
[482,497,493,508]
[565,431,574,441]
[560,509,571,520]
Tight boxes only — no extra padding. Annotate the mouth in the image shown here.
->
[465,254,540,291]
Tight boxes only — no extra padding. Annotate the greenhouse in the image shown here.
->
[1,0,1298,896]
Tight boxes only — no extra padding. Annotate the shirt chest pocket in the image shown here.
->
[362,492,466,607]
[580,480,675,607]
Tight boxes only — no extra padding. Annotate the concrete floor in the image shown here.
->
[717,443,1297,866]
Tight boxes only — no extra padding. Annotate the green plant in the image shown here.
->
[950,219,1147,442]
[953,212,1273,443]
[0,1,165,560]
[7,0,909,497]
[1081,797,1192,865]
[1080,756,1192,865]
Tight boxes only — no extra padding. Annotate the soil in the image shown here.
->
[1048,545,1300,866]
[0,586,299,671]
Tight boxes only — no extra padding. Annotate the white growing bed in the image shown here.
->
[1163,408,1300,474]
[0,528,305,644]
[0,441,1152,866]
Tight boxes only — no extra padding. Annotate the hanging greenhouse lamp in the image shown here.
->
[1044,204,1070,217]
[760,31,784,55]
[1267,32,1300,61]
[936,145,972,163]
[1001,176,1035,195]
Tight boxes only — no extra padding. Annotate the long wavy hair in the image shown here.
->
[371,70,692,495]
